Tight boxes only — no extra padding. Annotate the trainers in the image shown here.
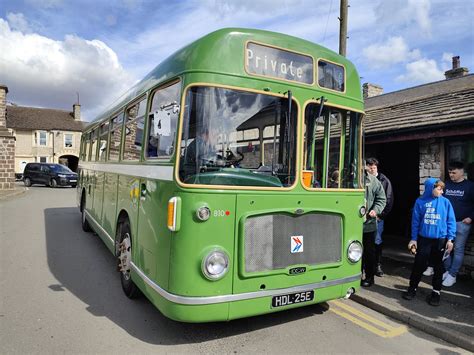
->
[426,291,440,306]
[375,264,384,277]
[442,274,456,287]
[361,277,374,287]
[442,271,449,280]
[423,267,434,276]
[402,288,416,300]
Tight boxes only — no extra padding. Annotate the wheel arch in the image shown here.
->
[115,210,131,256]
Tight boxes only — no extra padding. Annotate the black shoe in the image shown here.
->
[375,264,384,277]
[426,291,440,306]
[361,278,374,287]
[403,288,417,300]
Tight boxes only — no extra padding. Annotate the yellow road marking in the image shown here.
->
[325,300,407,338]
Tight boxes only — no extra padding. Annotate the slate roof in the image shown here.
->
[6,105,87,132]
[364,74,474,136]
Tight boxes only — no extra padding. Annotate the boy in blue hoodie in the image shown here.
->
[403,178,456,306]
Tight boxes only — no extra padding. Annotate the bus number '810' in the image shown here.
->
[214,210,230,217]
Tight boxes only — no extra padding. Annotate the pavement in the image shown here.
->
[352,233,474,352]
[0,181,27,200]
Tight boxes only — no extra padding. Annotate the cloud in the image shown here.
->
[362,36,421,69]
[396,58,444,84]
[374,0,432,36]
[441,52,454,71]
[0,17,134,120]
[6,13,31,33]
[409,0,431,34]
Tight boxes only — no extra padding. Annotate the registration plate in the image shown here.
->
[272,290,314,308]
[70,180,77,182]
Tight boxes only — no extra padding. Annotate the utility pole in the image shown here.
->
[339,0,348,57]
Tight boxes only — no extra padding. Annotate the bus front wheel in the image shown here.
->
[117,220,140,299]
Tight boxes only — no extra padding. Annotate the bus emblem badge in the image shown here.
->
[291,236,303,253]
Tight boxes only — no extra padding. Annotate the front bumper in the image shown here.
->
[131,262,360,322]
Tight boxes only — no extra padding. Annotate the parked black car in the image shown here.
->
[23,163,78,188]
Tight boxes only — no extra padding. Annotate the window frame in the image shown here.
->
[38,131,47,146]
[64,133,74,148]
[302,100,363,190]
[145,79,182,161]
[107,112,125,162]
[122,96,147,162]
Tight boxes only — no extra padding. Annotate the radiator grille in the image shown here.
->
[244,213,342,273]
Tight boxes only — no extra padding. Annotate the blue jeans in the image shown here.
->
[444,221,472,277]
[375,219,384,245]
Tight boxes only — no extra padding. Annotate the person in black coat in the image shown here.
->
[366,158,394,276]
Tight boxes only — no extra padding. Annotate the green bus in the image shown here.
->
[78,28,365,322]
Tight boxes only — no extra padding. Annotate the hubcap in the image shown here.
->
[118,233,132,280]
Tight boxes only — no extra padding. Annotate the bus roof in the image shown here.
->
[87,28,362,128]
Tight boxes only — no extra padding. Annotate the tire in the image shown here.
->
[71,184,77,188]
[117,220,140,299]
[49,178,58,188]
[81,195,92,232]
[24,177,32,187]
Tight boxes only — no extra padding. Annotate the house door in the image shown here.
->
[366,140,420,236]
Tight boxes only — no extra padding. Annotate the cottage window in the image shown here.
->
[38,131,47,146]
[64,134,73,148]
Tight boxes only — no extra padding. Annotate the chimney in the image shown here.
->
[362,83,383,100]
[0,84,8,129]
[445,56,469,80]
[73,103,81,121]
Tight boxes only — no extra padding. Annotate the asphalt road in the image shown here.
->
[0,185,468,354]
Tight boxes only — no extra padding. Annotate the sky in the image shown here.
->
[1,0,473,121]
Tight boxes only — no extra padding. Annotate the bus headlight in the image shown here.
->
[347,241,363,263]
[196,206,211,221]
[202,250,229,280]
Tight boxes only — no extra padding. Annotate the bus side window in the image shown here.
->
[99,121,109,162]
[90,129,98,162]
[108,113,123,161]
[123,98,146,161]
[147,81,182,159]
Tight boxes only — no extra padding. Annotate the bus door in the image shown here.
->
[136,175,171,285]
[134,83,181,285]
[92,122,109,223]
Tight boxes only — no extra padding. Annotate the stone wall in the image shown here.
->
[418,138,442,194]
[362,83,384,100]
[0,84,15,190]
[0,136,15,189]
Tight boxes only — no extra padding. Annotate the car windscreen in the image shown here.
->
[48,164,73,173]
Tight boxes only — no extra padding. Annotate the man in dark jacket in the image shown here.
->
[362,168,387,287]
[366,158,394,277]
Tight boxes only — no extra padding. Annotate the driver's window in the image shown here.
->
[146,80,182,159]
